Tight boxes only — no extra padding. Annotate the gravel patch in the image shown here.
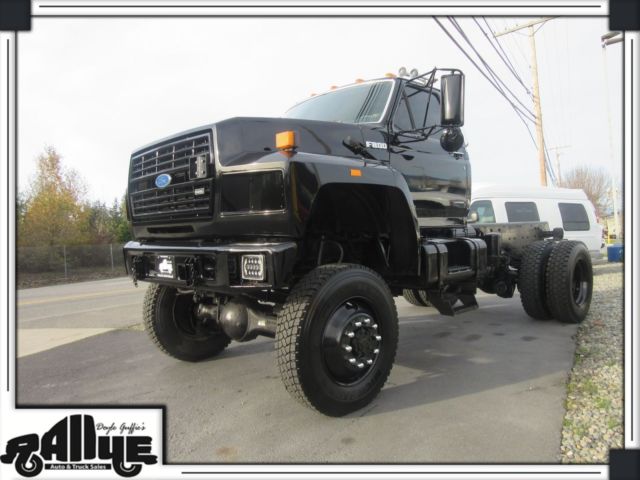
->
[560,262,624,463]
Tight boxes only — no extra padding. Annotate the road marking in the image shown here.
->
[18,288,142,307]
[19,302,142,323]
[18,328,114,358]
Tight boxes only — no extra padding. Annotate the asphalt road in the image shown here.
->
[17,277,579,463]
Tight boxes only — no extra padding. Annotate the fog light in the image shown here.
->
[241,254,265,281]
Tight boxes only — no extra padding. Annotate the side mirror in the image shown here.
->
[440,74,465,127]
[468,212,478,223]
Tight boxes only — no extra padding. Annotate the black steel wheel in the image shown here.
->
[143,284,231,362]
[545,241,593,324]
[519,240,555,320]
[276,264,398,416]
[402,289,431,307]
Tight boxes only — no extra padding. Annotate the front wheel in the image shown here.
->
[276,264,398,416]
[143,284,231,362]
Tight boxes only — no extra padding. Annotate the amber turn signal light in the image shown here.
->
[276,131,296,150]
[350,168,362,177]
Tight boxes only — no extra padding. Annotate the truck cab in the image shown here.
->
[124,68,593,417]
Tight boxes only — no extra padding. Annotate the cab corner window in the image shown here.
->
[559,202,590,231]
[505,202,540,222]
[469,200,495,223]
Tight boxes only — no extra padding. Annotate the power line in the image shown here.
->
[495,17,553,187]
[476,17,530,94]
[499,20,531,75]
[433,17,556,184]
[448,17,536,120]
[433,17,536,123]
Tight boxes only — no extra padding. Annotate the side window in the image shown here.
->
[469,200,495,223]
[393,85,440,131]
[558,203,590,231]
[425,93,440,127]
[505,202,540,222]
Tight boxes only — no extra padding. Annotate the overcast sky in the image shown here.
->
[18,16,622,203]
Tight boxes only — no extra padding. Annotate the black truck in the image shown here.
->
[123,68,593,416]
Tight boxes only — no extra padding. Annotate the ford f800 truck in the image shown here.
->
[123,68,593,416]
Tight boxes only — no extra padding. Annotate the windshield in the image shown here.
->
[284,80,393,124]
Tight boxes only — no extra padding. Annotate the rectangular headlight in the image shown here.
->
[241,254,265,281]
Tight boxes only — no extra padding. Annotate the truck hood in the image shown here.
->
[131,117,389,167]
[215,117,390,167]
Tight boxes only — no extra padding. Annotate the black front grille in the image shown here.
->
[129,131,213,222]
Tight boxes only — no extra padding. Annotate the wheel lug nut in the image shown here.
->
[348,358,357,364]
[373,348,379,354]
[347,332,355,338]
[344,345,353,352]
[364,318,371,324]
[375,335,382,341]
[354,321,362,327]
[366,359,373,365]
[357,362,365,369]
[372,324,378,329]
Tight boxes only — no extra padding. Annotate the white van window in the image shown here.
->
[559,203,590,231]
[469,200,495,223]
[505,202,540,222]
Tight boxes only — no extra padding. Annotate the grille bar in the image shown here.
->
[134,197,210,211]
[132,143,209,174]
[129,131,214,222]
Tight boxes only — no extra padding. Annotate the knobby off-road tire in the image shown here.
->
[143,284,231,362]
[276,264,399,416]
[402,289,431,307]
[545,241,593,324]
[519,240,555,320]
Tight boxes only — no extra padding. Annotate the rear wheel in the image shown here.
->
[143,284,231,362]
[276,264,398,416]
[545,241,593,324]
[402,289,431,307]
[519,241,555,320]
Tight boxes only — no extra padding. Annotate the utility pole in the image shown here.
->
[548,145,570,184]
[601,31,622,239]
[495,17,554,187]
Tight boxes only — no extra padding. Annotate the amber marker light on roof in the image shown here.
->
[355,78,365,83]
[276,131,296,150]
[330,85,338,90]
[384,72,397,78]
[350,169,362,177]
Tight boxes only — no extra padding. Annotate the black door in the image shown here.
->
[388,83,470,227]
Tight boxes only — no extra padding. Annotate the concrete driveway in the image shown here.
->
[17,277,578,463]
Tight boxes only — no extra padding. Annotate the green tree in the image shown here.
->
[83,200,114,244]
[112,195,133,243]
[19,147,88,247]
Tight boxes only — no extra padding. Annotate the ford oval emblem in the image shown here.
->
[155,173,172,189]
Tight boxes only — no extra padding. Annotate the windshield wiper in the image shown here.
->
[343,136,376,160]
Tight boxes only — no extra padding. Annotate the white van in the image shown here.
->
[470,185,603,255]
